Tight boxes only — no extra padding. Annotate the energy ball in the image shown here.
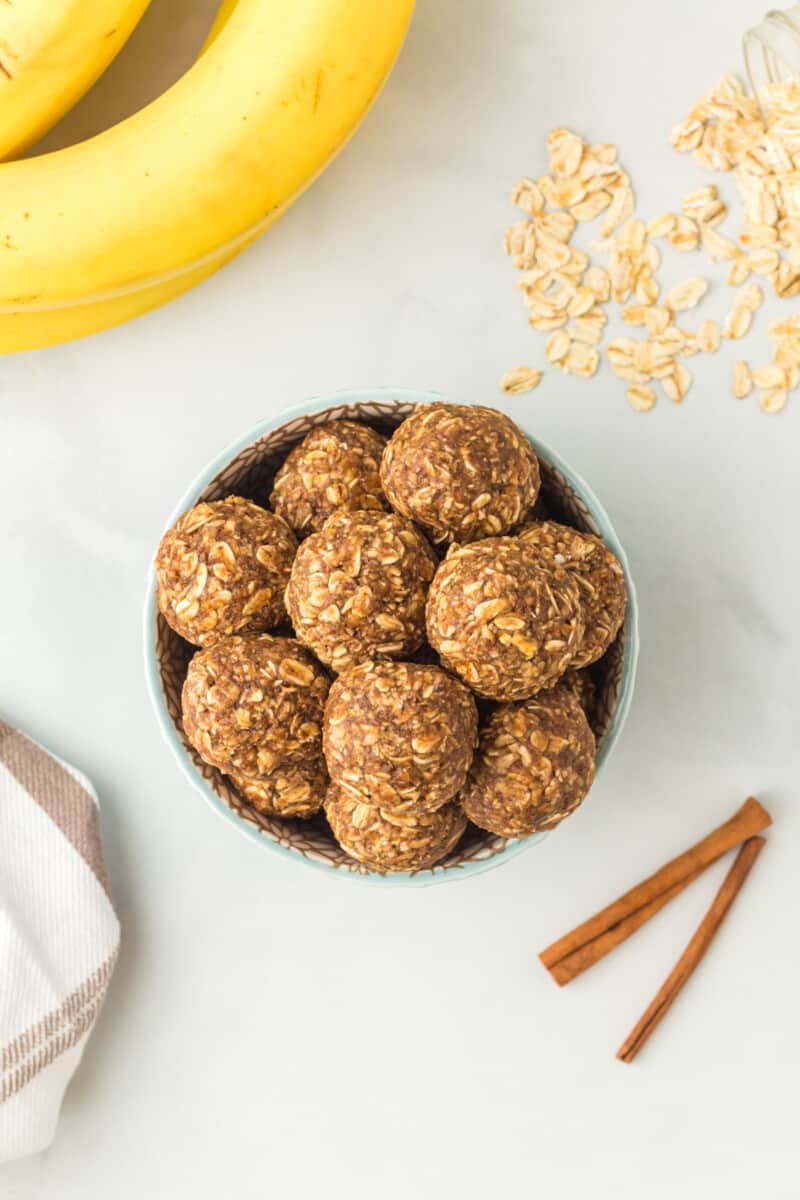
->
[182,635,329,778]
[518,520,627,668]
[324,784,467,873]
[285,509,437,672]
[460,685,596,838]
[230,758,328,821]
[426,537,584,701]
[380,404,540,544]
[269,420,387,536]
[156,496,297,647]
[560,668,597,722]
[323,660,478,814]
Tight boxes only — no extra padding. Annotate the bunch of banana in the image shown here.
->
[0,0,415,353]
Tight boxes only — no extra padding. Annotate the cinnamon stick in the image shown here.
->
[539,797,771,985]
[547,864,706,985]
[617,836,766,1063]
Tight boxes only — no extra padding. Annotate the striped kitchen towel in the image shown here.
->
[0,721,120,1164]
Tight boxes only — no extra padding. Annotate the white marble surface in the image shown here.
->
[2,1,799,1195]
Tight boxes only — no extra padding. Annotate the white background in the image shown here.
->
[2,1,799,1196]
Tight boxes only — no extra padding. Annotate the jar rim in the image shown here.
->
[744,7,800,108]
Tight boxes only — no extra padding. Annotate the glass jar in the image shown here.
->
[744,5,800,99]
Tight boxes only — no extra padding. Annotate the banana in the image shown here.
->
[200,0,240,54]
[0,0,151,160]
[0,0,414,353]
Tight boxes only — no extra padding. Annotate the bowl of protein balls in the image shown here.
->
[144,388,639,885]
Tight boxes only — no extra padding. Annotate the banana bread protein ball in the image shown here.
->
[460,685,596,838]
[518,520,627,668]
[426,537,584,701]
[380,404,540,544]
[270,420,387,536]
[285,509,437,672]
[324,784,467,873]
[156,496,297,646]
[560,667,598,722]
[323,660,478,814]
[229,758,328,821]
[182,634,329,778]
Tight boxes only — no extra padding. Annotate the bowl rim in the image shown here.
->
[143,387,640,887]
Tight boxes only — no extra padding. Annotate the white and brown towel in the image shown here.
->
[0,721,119,1164]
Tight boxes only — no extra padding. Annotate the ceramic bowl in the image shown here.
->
[143,388,639,886]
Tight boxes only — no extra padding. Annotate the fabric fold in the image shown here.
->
[0,720,119,1164]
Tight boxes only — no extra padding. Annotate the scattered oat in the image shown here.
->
[697,319,721,353]
[776,261,800,297]
[733,360,753,399]
[621,305,650,326]
[512,178,545,216]
[727,256,752,284]
[643,307,671,336]
[590,143,617,163]
[723,305,753,339]
[600,186,635,237]
[759,387,787,414]
[570,312,606,344]
[682,185,726,227]
[736,282,764,311]
[748,248,780,277]
[584,265,611,302]
[661,361,692,404]
[563,342,600,377]
[634,273,660,305]
[752,365,786,389]
[567,286,596,316]
[665,276,709,312]
[670,118,703,154]
[548,128,585,177]
[540,210,577,241]
[500,366,543,394]
[550,177,586,208]
[672,74,800,304]
[627,384,657,411]
[667,216,700,252]
[647,213,677,238]
[607,338,636,370]
[702,228,740,262]
[572,192,612,221]
[529,312,568,332]
[545,329,571,362]
[506,106,800,415]
[740,223,778,248]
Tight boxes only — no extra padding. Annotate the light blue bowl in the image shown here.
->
[143,388,639,886]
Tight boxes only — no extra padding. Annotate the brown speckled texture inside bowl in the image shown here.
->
[154,400,625,877]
